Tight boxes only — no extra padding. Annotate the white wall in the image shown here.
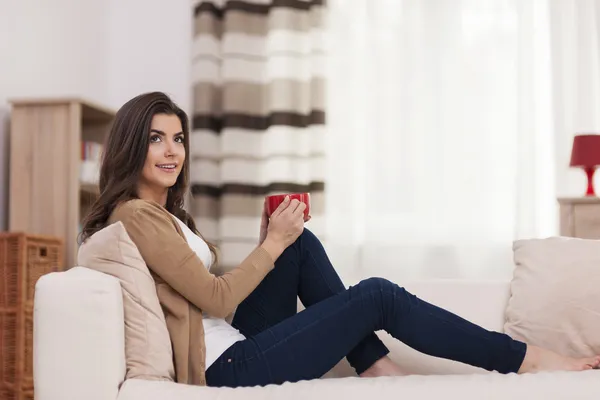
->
[0,0,192,230]
[0,0,109,104]
[107,0,192,113]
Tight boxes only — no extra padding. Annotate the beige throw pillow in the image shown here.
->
[78,221,175,381]
[504,237,600,358]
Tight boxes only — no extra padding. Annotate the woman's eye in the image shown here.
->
[150,135,161,143]
[175,136,184,143]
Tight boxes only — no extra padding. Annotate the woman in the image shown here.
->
[80,92,599,388]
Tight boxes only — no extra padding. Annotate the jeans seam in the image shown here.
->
[377,286,500,346]
[387,287,500,345]
[422,307,496,344]
[307,250,340,296]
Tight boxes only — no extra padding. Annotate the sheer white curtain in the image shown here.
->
[549,0,600,198]
[325,0,559,280]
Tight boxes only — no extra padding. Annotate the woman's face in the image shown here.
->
[138,113,186,195]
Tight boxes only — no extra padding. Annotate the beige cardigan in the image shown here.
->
[108,199,274,386]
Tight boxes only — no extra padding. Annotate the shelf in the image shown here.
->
[9,97,115,124]
[557,197,600,204]
[9,98,114,269]
[81,101,115,124]
[80,183,99,196]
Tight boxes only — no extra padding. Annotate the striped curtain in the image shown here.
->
[190,0,327,271]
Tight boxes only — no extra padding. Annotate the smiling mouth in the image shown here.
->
[156,163,177,171]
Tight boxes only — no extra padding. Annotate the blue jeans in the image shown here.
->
[205,229,527,387]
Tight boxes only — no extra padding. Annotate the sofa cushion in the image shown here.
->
[119,370,600,400]
[78,221,175,381]
[504,237,600,358]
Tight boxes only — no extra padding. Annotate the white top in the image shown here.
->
[171,215,246,369]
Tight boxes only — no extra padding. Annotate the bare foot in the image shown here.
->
[360,356,407,377]
[518,345,600,374]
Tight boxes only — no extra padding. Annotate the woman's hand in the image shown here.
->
[260,196,310,255]
[259,197,311,246]
[267,196,306,247]
[259,196,312,261]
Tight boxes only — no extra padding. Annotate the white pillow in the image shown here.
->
[78,222,175,381]
[504,237,600,358]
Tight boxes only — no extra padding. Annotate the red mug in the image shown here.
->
[265,193,311,220]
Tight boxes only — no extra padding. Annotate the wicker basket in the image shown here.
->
[0,233,64,400]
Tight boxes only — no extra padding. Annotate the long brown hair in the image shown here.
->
[79,91,217,260]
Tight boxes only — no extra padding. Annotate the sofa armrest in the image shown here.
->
[34,267,126,400]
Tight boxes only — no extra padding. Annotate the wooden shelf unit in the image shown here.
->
[8,98,115,268]
[558,197,600,239]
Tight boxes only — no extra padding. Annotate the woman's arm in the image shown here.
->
[114,200,279,318]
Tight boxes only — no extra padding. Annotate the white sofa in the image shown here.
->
[33,267,599,400]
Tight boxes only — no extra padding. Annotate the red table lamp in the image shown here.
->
[570,134,600,196]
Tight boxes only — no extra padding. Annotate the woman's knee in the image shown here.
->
[356,277,400,293]
[284,228,316,249]
[299,227,318,243]
[354,278,413,315]
[277,228,318,263]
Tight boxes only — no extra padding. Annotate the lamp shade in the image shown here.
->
[570,134,600,167]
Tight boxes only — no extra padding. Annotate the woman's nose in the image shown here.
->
[164,141,175,157]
